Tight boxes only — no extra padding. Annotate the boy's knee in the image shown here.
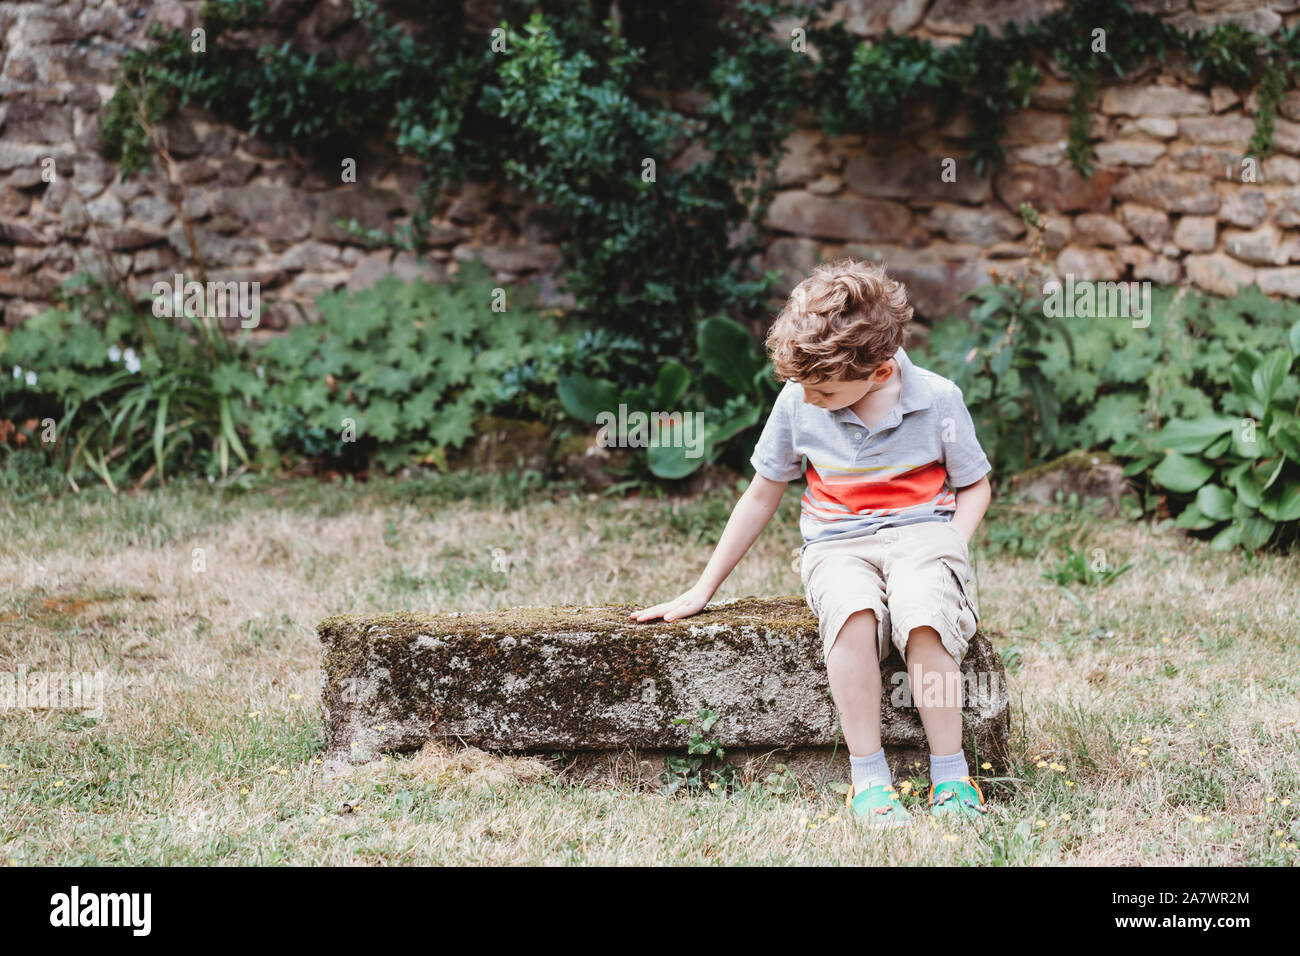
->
[902,624,944,659]
[826,608,880,665]
[902,625,966,709]
[844,608,876,631]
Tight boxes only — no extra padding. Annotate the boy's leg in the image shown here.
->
[883,523,980,790]
[828,610,900,808]
[903,624,963,756]
[826,609,884,756]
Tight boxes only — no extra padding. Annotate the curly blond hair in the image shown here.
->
[765,258,912,383]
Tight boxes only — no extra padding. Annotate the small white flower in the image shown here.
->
[124,349,141,374]
[255,365,264,379]
[108,345,122,363]
[207,475,215,483]
[12,365,21,379]
[25,370,37,387]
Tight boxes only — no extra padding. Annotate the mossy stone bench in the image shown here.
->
[317,598,1010,783]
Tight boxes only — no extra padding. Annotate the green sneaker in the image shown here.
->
[929,776,990,821]
[846,782,910,827]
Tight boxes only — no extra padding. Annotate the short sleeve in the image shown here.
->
[938,383,991,489]
[749,380,803,482]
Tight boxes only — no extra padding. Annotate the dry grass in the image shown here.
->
[1,471,1298,865]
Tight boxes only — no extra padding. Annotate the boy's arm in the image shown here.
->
[950,474,991,543]
[939,381,992,544]
[631,474,788,622]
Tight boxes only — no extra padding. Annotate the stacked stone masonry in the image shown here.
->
[3,0,1300,333]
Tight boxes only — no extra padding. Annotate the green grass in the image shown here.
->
[1,459,1299,864]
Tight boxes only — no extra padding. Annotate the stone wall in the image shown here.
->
[0,0,571,334]
[4,0,1300,336]
[766,0,1300,323]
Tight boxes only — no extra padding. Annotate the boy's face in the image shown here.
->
[796,361,894,411]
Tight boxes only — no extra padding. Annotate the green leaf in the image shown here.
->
[1154,415,1236,454]
[1253,454,1286,491]
[1289,319,1300,355]
[430,396,476,449]
[153,392,169,482]
[1228,351,1266,418]
[645,411,709,480]
[1174,501,1215,530]
[1276,428,1300,464]
[646,441,704,480]
[1239,514,1276,549]
[1230,463,1262,508]
[210,362,247,398]
[1208,522,1242,551]
[401,388,440,429]
[1251,348,1292,405]
[1260,481,1300,521]
[698,317,762,395]
[363,398,402,443]
[1203,433,1232,457]
[1151,452,1214,493]
[440,341,475,385]
[368,365,414,395]
[705,402,762,448]
[1230,422,1272,460]
[218,397,249,472]
[653,361,691,408]
[1194,484,1235,521]
[557,372,620,423]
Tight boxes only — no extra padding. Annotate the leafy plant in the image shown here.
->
[555,315,778,480]
[1041,545,1133,587]
[101,0,1300,386]
[921,205,1078,471]
[0,274,259,489]
[924,211,1300,489]
[250,260,559,473]
[761,763,799,797]
[1128,324,1300,550]
[660,707,739,795]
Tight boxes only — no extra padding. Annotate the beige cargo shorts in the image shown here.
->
[798,520,979,667]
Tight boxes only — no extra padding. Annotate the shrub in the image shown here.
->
[555,315,778,480]
[249,261,561,473]
[0,275,258,489]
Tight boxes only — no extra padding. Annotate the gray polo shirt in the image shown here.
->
[750,346,991,546]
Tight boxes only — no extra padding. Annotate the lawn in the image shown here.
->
[2,468,1298,865]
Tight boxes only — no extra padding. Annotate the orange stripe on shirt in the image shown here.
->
[805,461,948,513]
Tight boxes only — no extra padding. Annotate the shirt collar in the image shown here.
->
[829,346,932,427]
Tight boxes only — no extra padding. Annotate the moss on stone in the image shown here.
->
[1008,449,1118,485]
[317,598,1010,766]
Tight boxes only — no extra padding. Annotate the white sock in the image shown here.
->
[929,749,969,786]
[849,747,891,792]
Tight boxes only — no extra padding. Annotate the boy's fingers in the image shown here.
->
[664,599,693,622]
[633,603,668,622]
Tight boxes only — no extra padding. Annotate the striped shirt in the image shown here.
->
[749,346,991,547]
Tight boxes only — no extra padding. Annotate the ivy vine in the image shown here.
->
[99,0,1300,380]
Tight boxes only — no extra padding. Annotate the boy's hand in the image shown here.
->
[630,585,713,623]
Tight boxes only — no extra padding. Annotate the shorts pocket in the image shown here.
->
[940,558,979,638]
[939,521,970,561]
[800,546,822,616]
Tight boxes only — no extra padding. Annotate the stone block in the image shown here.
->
[318,599,1012,779]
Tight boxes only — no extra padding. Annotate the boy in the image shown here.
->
[632,259,993,825]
